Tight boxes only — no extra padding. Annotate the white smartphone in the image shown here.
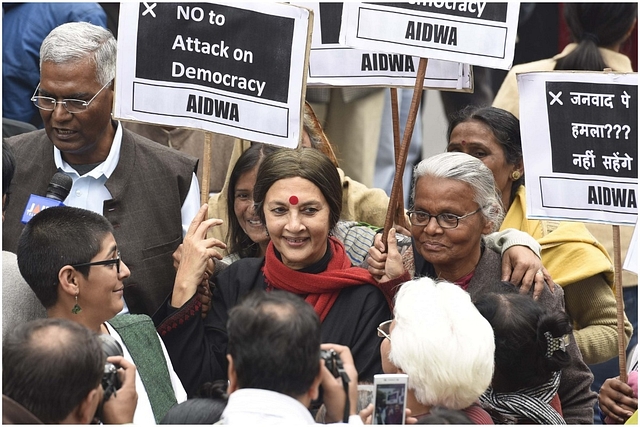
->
[372,373,408,425]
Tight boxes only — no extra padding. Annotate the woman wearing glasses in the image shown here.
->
[368,152,597,424]
[446,106,632,367]
[16,206,187,424]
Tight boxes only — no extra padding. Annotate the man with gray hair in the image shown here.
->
[3,22,201,316]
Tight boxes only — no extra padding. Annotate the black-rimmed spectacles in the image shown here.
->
[72,251,121,274]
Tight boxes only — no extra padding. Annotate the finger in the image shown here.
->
[510,263,527,287]
[405,407,418,425]
[192,217,224,240]
[367,267,386,279]
[367,255,388,271]
[374,233,385,252]
[186,204,209,236]
[172,244,183,271]
[359,403,374,424]
[386,228,399,256]
[532,270,545,300]
[500,257,511,282]
[107,356,137,386]
[542,268,555,292]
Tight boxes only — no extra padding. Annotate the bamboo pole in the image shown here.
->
[612,224,628,383]
[201,132,212,205]
[382,58,428,248]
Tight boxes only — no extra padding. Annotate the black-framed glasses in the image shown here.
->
[71,251,121,274]
[406,207,482,229]
[30,79,112,113]
[377,320,392,341]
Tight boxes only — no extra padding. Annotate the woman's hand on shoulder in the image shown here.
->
[501,245,554,300]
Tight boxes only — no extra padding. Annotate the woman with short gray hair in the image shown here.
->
[368,151,597,424]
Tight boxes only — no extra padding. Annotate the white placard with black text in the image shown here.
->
[340,2,519,70]
[295,2,471,89]
[518,71,638,225]
[114,2,311,148]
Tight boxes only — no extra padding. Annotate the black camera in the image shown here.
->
[320,349,343,378]
[99,334,123,402]
[312,349,350,409]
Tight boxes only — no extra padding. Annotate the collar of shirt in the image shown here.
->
[54,121,122,179]
[222,388,316,424]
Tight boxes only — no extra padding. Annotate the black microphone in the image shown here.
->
[45,172,74,201]
[21,172,73,223]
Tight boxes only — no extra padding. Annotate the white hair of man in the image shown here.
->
[40,22,116,86]
[410,152,505,232]
[388,277,495,410]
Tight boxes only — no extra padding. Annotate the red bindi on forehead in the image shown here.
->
[461,140,467,146]
[289,195,299,205]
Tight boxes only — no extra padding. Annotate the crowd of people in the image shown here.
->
[2,3,638,425]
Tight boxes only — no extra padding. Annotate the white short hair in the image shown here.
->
[389,277,495,409]
[411,152,504,232]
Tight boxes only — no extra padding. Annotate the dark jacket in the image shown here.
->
[154,255,391,397]
[3,127,197,315]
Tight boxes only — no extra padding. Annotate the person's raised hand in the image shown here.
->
[367,228,404,283]
[101,356,138,424]
[172,204,226,308]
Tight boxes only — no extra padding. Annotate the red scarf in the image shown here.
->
[262,237,394,321]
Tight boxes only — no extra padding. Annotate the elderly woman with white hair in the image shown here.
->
[368,152,597,424]
[379,276,495,423]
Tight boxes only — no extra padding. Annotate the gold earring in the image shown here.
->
[511,171,521,181]
[72,294,82,315]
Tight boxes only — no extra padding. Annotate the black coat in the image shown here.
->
[154,256,391,397]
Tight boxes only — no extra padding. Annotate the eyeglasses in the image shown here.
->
[72,251,121,274]
[377,320,392,341]
[31,79,112,114]
[406,207,482,229]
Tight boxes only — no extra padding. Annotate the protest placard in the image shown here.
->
[295,2,471,89]
[340,2,519,70]
[114,2,311,148]
[518,71,637,225]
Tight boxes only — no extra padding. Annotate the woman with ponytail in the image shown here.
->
[474,284,575,424]
[493,3,637,118]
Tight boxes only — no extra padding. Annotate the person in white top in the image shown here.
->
[221,290,363,425]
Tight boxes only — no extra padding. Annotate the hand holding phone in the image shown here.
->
[372,374,408,425]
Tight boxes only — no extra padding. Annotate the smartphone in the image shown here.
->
[372,373,408,425]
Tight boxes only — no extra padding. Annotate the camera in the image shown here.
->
[320,349,343,378]
[312,349,350,410]
[93,334,124,423]
[99,334,123,401]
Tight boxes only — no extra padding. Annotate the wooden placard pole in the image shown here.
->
[389,88,410,231]
[201,132,213,206]
[612,224,628,383]
[382,57,428,249]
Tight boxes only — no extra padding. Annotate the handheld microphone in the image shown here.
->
[21,172,73,223]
